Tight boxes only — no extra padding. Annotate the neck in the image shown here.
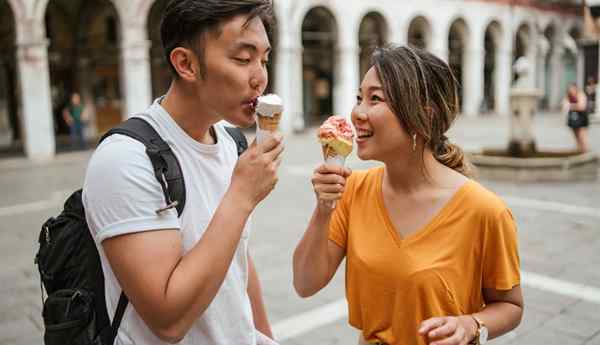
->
[383,150,445,194]
[161,81,219,144]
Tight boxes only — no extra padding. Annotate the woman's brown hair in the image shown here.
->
[371,45,473,177]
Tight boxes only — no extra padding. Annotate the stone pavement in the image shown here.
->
[0,113,599,345]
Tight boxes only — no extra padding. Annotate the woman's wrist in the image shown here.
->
[459,315,479,343]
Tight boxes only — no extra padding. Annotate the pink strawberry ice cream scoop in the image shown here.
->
[318,115,354,158]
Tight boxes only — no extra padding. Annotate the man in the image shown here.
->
[62,92,87,148]
[83,1,282,344]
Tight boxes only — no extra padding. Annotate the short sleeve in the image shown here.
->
[482,208,521,290]
[82,135,180,243]
[328,173,355,250]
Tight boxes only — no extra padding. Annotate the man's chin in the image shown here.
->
[226,114,256,128]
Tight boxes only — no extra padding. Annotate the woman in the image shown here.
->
[563,83,590,152]
[293,46,523,345]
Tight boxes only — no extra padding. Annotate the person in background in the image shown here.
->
[563,83,590,153]
[585,77,596,115]
[293,45,523,345]
[62,92,87,148]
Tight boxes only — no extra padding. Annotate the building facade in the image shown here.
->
[0,0,584,160]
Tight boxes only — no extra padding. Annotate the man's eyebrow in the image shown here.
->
[232,42,272,54]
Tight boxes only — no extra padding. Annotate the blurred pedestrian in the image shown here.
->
[585,77,596,114]
[62,92,87,149]
[293,46,523,345]
[563,83,589,152]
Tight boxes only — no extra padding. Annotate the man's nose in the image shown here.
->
[250,66,267,91]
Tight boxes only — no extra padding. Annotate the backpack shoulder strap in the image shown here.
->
[100,117,186,216]
[224,126,248,157]
[110,292,128,343]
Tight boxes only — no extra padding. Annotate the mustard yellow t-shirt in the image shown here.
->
[329,167,520,345]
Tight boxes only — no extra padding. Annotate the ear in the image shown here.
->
[170,47,200,81]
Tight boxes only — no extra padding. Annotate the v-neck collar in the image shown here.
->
[374,167,473,247]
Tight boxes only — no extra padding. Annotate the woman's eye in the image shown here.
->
[235,58,251,64]
[261,60,269,67]
[356,95,362,104]
[371,95,383,102]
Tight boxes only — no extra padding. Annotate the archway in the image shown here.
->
[358,12,387,79]
[514,24,531,84]
[484,21,502,114]
[448,19,468,112]
[561,27,581,98]
[542,25,556,109]
[0,0,21,153]
[407,16,431,50]
[302,7,337,126]
[46,0,123,147]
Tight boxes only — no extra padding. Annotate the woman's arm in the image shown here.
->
[418,285,523,345]
[247,253,273,338]
[292,164,349,298]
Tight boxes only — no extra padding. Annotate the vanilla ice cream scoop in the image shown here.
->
[255,94,283,143]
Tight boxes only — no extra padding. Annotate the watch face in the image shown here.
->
[479,327,489,344]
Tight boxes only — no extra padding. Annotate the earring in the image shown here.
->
[412,133,417,152]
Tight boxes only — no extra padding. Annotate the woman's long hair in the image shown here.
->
[371,45,473,177]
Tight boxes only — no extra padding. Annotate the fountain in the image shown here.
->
[470,57,599,182]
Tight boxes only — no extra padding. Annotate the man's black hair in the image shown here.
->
[160,0,274,79]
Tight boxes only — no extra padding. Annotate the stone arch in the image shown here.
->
[358,11,387,79]
[45,0,124,147]
[301,6,338,126]
[483,20,502,113]
[0,0,21,152]
[448,18,470,112]
[407,15,432,50]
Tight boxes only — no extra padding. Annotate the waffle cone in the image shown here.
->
[257,112,282,132]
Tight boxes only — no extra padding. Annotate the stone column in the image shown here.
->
[496,48,512,117]
[275,41,303,133]
[431,27,449,62]
[463,47,484,117]
[17,39,55,160]
[334,43,359,121]
[548,47,564,110]
[120,25,152,119]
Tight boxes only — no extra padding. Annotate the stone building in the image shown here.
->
[0,0,584,160]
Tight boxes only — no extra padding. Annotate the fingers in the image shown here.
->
[315,163,351,177]
[260,133,283,153]
[428,320,457,341]
[431,327,465,345]
[418,317,446,336]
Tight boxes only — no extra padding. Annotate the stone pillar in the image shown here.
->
[334,43,359,121]
[275,41,303,133]
[17,39,55,160]
[120,25,152,118]
[496,48,512,116]
[463,47,484,117]
[77,57,97,139]
[548,48,564,110]
[431,27,449,62]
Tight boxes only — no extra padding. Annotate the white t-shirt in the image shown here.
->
[83,99,256,345]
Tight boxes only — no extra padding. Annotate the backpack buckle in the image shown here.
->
[155,200,179,215]
[155,171,178,215]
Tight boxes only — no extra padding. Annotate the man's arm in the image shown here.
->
[247,253,273,338]
[100,136,284,344]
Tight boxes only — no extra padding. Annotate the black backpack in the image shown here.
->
[35,117,247,345]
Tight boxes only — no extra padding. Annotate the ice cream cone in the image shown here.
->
[317,115,355,209]
[255,94,283,144]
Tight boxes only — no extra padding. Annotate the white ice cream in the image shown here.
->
[256,94,283,117]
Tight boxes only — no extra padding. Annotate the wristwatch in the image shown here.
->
[469,315,488,345]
